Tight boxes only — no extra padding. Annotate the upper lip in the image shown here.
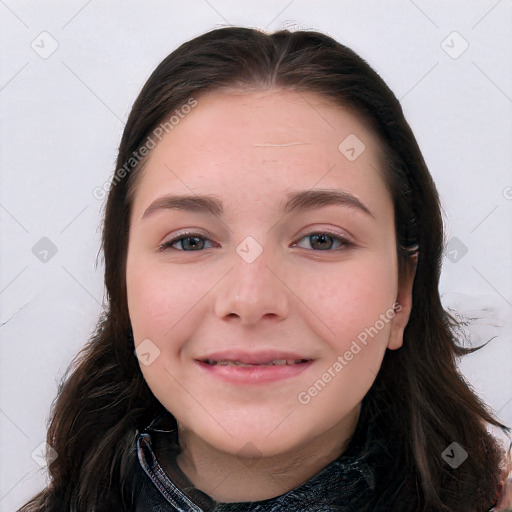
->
[196,350,311,365]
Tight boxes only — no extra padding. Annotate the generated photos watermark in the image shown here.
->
[298,302,402,405]
[93,97,198,200]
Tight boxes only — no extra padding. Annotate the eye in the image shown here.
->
[158,231,355,252]
[293,232,355,251]
[158,232,215,252]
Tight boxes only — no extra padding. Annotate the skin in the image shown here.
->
[126,88,416,502]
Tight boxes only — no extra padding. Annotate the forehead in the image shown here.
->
[130,88,389,220]
[159,88,378,150]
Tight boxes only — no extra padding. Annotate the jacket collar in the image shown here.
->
[135,408,377,512]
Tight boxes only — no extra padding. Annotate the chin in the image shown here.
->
[190,415,310,458]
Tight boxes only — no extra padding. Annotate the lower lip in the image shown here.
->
[196,360,313,384]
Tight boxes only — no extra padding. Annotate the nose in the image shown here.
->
[214,241,290,326]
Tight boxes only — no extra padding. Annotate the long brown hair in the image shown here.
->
[19,26,508,512]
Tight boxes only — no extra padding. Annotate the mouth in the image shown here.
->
[195,352,313,384]
[201,358,310,367]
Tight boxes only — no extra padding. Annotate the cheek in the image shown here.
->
[304,254,398,345]
[296,262,397,420]
[126,259,204,339]
[126,262,203,396]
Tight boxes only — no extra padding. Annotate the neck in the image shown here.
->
[174,406,361,503]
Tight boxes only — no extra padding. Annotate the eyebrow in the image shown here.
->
[141,188,376,221]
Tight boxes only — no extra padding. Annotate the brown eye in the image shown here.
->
[159,233,214,252]
[294,232,355,251]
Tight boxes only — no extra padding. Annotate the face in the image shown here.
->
[126,89,415,459]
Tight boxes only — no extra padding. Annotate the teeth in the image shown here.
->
[204,359,307,366]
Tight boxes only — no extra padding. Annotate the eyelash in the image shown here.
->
[158,230,355,253]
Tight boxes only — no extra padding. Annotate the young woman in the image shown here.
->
[18,26,511,512]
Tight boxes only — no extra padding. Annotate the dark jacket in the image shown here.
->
[131,408,509,512]
[132,409,377,512]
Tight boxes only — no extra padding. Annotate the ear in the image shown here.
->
[387,252,418,350]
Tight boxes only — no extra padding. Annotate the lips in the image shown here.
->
[195,350,313,384]
[197,350,311,366]
[202,358,309,366]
